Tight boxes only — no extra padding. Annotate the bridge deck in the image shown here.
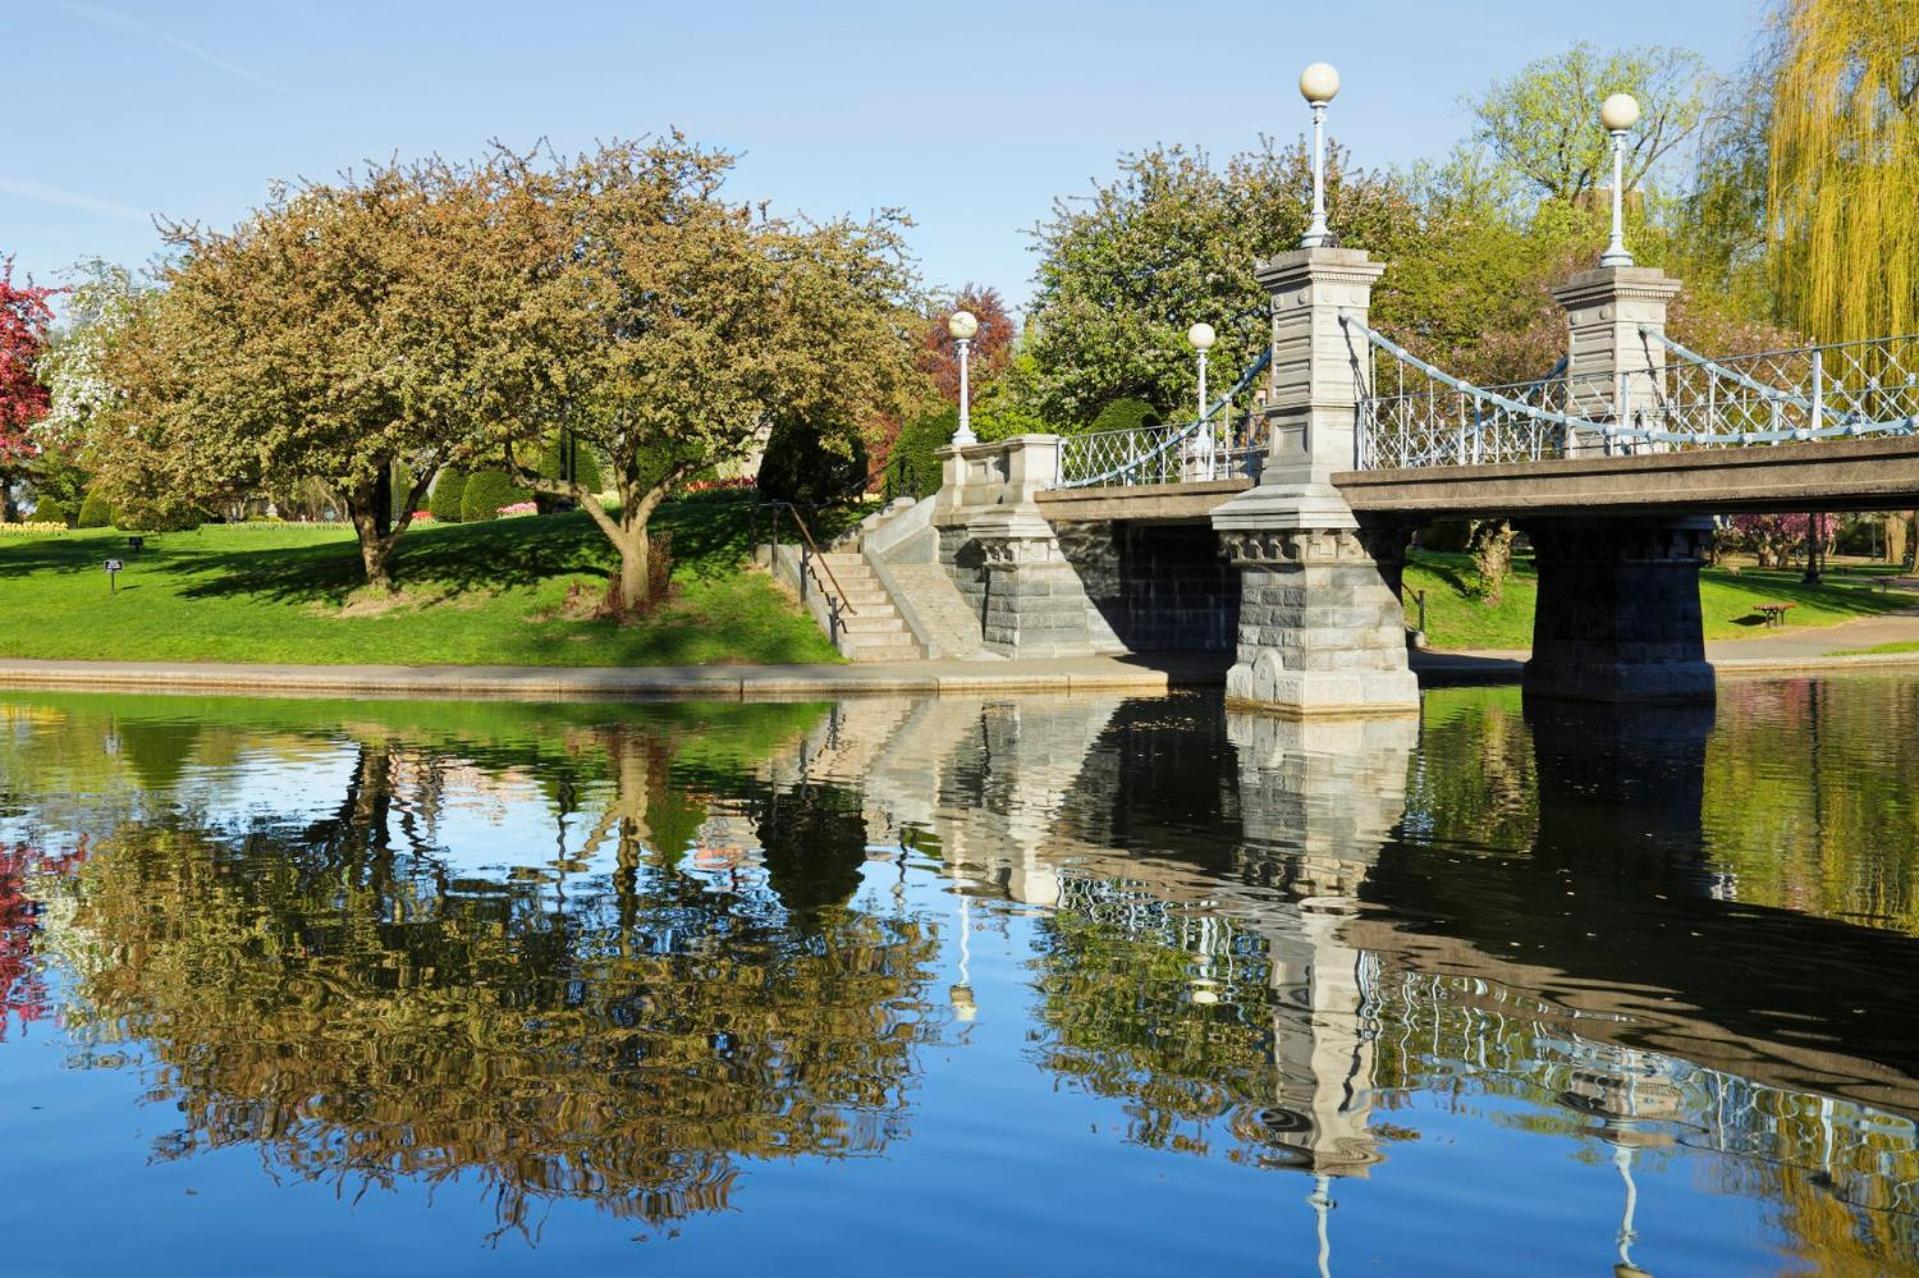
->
[1039,436,1919,523]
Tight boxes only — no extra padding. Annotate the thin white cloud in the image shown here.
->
[0,177,151,224]
[48,1,285,94]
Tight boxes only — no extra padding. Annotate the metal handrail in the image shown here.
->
[755,500,859,645]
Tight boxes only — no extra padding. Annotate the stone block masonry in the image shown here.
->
[1521,516,1716,704]
[1218,525,1419,713]
[1056,521,1241,652]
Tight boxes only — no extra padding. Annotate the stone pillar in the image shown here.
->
[1521,516,1716,703]
[1219,525,1416,712]
[1551,265,1683,454]
[1210,247,1418,715]
[934,434,1121,658]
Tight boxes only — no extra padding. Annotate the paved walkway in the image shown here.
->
[0,653,1233,701]
[1413,606,1919,683]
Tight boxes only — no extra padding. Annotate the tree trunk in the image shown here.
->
[616,525,651,614]
[373,465,392,539]
[348,494,399,592]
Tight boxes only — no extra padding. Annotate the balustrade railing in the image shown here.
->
[1352,319,1919,471]
[1055,413,1268,488]
[1051,347,1274,490]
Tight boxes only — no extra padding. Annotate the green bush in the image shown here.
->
[32,498,73,527]
[116,503,202,533]
[532,437,605,512]
[1419,519,1472,553]
[1086,396,1162,435]
[756,416,868,509]
[460,469,531,522]
[77,492,114,529]
[538,437,603,491]
[889,407,958,499]
[430,468,469,522]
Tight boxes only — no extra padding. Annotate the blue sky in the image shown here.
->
[5,1,1769,313]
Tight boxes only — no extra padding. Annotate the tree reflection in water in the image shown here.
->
[38,709,940,1240]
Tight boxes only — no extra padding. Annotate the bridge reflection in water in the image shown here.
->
[776,687,1919,1272]
[4,683,1918,1273]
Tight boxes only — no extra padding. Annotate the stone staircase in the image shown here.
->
[817,552,922,662]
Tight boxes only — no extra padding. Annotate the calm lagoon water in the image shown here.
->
[2,679,1918,1276]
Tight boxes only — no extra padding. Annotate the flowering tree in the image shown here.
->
[94,155,557,584]
[915,285,1014,402]
[1725,513,1836,567]
[497,137,921,613]
[0,258,59,520]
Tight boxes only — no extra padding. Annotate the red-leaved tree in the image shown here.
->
[0,258,59,520]
[915,284,1015,402]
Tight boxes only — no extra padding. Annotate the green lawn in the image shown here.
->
[1404,550,1916,652]
[0,494,843,667]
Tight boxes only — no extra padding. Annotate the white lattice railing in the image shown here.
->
[1051,347,1273,489]
[1351,315,1919,471]
[1056,415,1267,488]
[1640,331,1919,445]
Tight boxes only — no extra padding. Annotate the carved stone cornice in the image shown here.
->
[1219,526,1383,568]
[977,534,1061,568]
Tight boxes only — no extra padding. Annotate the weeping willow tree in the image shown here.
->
[1766,0,1919,341]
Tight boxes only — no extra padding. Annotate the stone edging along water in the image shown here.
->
[2,647,1918,703]
[0,656,1228,702]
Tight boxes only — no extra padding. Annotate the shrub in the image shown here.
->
[31,498,73,527]
[756,415,868,509]
[116,502,202,532]
[535,437,604,511]
[429,468,468,522]
[1419,519,1472,553]
[460,469,531,522]
[77,492,114,528]
[889,407,958,499]
[1086,396,1162,435]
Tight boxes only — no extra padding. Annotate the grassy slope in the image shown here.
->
[1404,551,1916,652]
[0,494,842,667]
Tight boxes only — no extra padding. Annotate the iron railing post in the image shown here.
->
[1811,347,1825,436]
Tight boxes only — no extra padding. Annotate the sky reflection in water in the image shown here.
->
[1,680,1917,1276]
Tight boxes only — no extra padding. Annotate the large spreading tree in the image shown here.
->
[94,154,557,586]
[496,137,920,613]
[1023,139,1422,424]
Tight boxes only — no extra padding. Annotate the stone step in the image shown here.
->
[841,613,908,635]
[846,640,922,662]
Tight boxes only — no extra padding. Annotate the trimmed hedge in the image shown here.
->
[1087,396,1162,434]
[757,416,867,509]
[77,493,114,529]
[32,498,73,527]
[538,438,603,492]
[430,468,469,523]
[890,407,958,499]
[460,469,531,522]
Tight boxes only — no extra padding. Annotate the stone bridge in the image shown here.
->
[873,250,1919,714]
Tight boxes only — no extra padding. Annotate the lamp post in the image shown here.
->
[1186,321,1218,479]
[1299,62,1340,249]
[948,309,980,445]
[1187,321,1216,418]
[1599,92,1640,268]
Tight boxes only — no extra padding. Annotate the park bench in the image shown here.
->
[1756,601,1795,628]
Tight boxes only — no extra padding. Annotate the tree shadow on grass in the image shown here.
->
[0,537,126,578]
[173,514,615,605]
